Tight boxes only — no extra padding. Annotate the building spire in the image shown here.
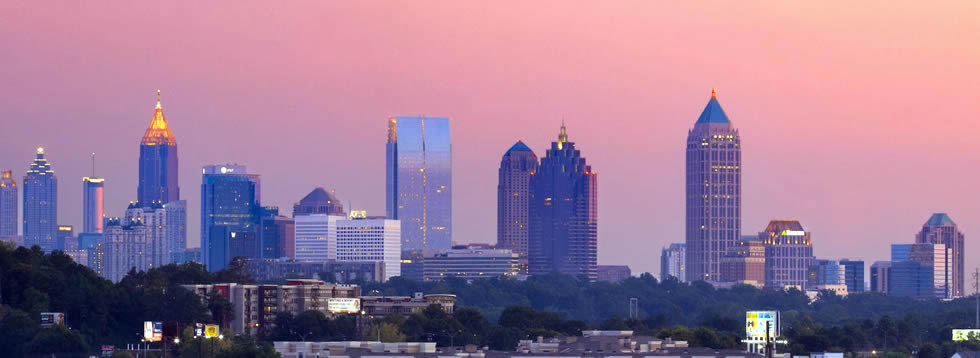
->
[155,90,162,109]
[711,87,717,98]
[558,121,568,143]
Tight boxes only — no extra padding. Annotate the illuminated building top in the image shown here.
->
[141,90,176,146]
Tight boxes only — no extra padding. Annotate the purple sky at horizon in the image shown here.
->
[2,1,979,277]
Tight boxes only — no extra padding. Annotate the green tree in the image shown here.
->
[366,322,407,342]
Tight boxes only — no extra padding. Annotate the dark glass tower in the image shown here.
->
[139,90,179,204]
[23,147,58,252]
[0,169,17,239]
[528,123,598,281]
[497,141,538,273]
[201,164,260,271]
[686,89,741,282]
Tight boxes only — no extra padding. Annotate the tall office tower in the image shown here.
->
[890,243,951,298]
[759,220,814,289]
[915,213,965,297]
[660,243,687,282]
[260,208,295,260]
[386,116,453,277]
[82,176,104,234]
[528,123,599,281]
[719,240,765,286]
[138,90,179,204]
[98,218,150,282]
[201,164,260,271]
[870,261,891,293]
[56,225,74,252]
[807,259,845,288]
[0,169,17,239]
[293,214,342,262]
[685,89,741,282]
[293,188,345,217]
[164,200,187,262]
[124,202,172,268]
[840,259,865,293]
[23,147,58,252]
[335,212,401,281]
[497,141,538,274]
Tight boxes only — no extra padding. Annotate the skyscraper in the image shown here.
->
[335,213,402,281]
[889,243,950,299]
[840,259,865,293]
[293,214,342,262]
[82,176,104,234]
[293,188,345,217]
[870,261,891,293]
[685,89,741,282]
[386,116,453,253]
[23,147,58,252]
[660,243,686,282]
[528,123,598,281]
[497,140,538,273]
[164,200,188,263]
[915,213,965,297]
[720,240,765,286]
[201,164,260,271]
[759,220,814,289]
[260,208,294,260]
[0,169,17,239]
[138,90,179,204]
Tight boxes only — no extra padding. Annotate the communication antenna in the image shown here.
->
[91,152,96,177]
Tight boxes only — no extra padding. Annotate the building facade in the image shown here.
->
[528,123,598,281]
[889,243,950,299]
[335,214,401,280]
[497,141,538,274]
[807,260,845,289]
[597,265,632,282]
[294,214,342,263]
[0,170,17,240]
[759,220,814,289]
[261,211,295,260]
[386,116,453,275]
[870,261,891,293]
[201,164,261,271]
[660,243,686,282]
[719,240,765,286]
[915,213,965,297]
[685,89,741,282]
[423,245,520,281]
[164,200,187,262]
[23,147,58,252]
[840,259,865,293]
[56,225,74,252]
[246,259,386,283]
[81,176,104,234]
[294,188,346,217]
[96,218,151,282]
[138,90,179,205]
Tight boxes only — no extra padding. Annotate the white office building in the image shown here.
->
[334,214,401,281]
[294,214,342,262]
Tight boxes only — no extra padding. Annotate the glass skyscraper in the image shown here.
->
[890,243,950,299]
[386,116,452,280]
[528,123,598,281]
[0,169,17,239]
[685,89,741,282]
[139,90,179,204]
[497,141,538,273]
[840,259,865,293]
[82,176,104,234]
[915,213,965,297]
[201,164,260,271]
[23,147,58,253]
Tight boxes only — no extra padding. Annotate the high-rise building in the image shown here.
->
[97,218,151,282]
[915,213,965,297]
[386,116,453,269]
[82,176,104,234]
[660,243,686,282]
[164,200,188,262]
[56,225,74,252]
[23,147,58,252]
[759,220,814,289]
[260,207,295,260]
[293,214,342,262]
[807,259,845,288]
[138,90,179,204]
[335,212,401,281]
[720,240,765,286]
[528,123,598,281]
[840,259,865,293]
[293,188,345,217]
[0,169,18,239]
[497,141,538,274]
[870,261,891,293]
[125,202,177,268]
[685,89,741,282]
[201,164,260,271]
[889,243,950,299]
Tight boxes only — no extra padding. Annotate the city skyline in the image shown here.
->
[2,2,979,276]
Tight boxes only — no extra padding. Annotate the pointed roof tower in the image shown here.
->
[142,90,177,146]
[696,88,731,124]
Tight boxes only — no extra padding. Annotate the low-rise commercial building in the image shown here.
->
[423,245,520,281]
[360,292,456,318]
[245,258,386,283]
[597,265,632,282]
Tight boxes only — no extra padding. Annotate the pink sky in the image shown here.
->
[2,1,979,276]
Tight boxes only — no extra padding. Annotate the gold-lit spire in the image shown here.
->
[36,146,44,155]
[558,120,568,143]
[142,90,176,146]
[711,87,717,98]
[155,90,161,109]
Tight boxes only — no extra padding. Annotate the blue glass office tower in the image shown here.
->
[23,147,58,252]
[889,243,950,299]
[840,259,865,292]
[201,164,260,271]
[386,116,452,279]
[0,170,17,239]
[528,123,598,281]
[686,89,741,282]
[139,91,179,204]
[497,141,538,274]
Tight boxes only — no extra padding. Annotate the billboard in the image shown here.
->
[195,323,205,337]
[40,312,65,327]
[953,329,980,341]
[328,298,362,314]
[746,311,780,339]
[204,324,220,338]
[143,321,163,342]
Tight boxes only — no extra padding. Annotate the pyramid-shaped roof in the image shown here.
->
[696,89,731,124]
[142,90,176,146]
[925,213,955,226]
[505,141,533,155]
[300,187,341,204]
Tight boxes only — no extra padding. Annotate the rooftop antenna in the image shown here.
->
[91,152,96,177]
